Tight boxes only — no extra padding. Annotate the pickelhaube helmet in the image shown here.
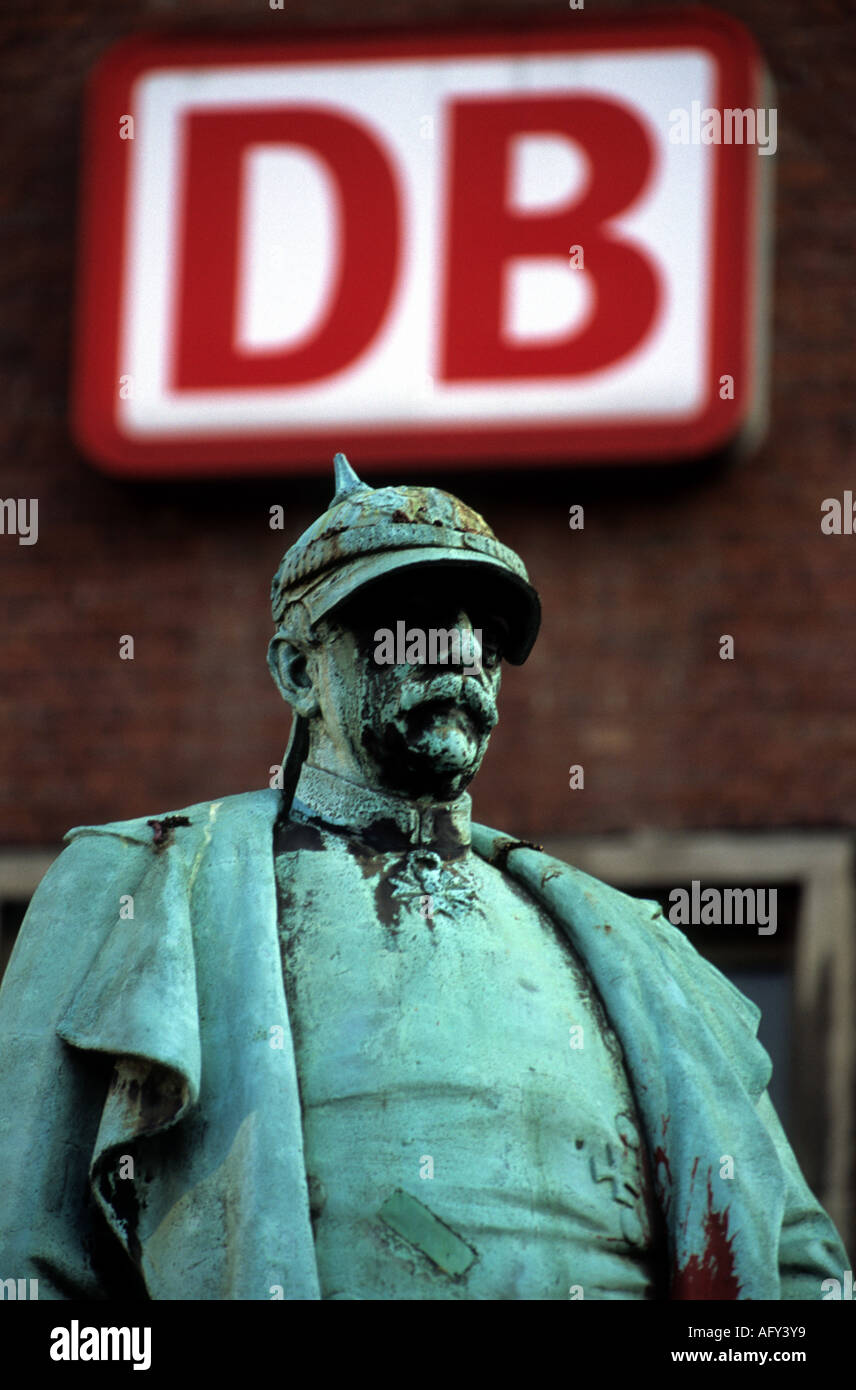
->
[271,453,541,664]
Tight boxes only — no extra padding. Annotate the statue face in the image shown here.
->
[310,574,505,801]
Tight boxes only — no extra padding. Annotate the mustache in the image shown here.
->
[393,672,498,731]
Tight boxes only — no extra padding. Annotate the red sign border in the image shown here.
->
[71,9,769,477]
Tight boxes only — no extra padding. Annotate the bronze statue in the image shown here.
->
[0,455,849,1299]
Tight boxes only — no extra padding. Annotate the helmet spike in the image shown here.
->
[332,451,364,502]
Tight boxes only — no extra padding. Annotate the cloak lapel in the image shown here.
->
[57,790,320,1299]
[470,825,784,1299]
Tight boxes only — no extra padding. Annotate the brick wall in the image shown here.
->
[1,0,855,846]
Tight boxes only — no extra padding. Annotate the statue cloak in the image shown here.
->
[0,789,848,1299]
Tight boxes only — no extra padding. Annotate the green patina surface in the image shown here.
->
[0,457,849,1299]
[378,1191,477,1278]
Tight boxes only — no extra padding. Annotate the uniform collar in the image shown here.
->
[291,763,471,856]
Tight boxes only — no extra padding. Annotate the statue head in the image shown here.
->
[267,454,540,803]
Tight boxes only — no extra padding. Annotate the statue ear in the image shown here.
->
[267,634,320,719]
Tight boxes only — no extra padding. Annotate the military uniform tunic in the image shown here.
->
[274,764,666,1300]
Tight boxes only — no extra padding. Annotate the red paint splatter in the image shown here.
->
[147,814,191,850]
[671,1175,741,1299]
[653,1115,673,1200]
[653,1146,672,1186]
[678,1156,702,1241]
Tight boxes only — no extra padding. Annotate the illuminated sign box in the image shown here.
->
[72,12,772,476]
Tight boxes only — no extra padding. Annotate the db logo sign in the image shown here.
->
[73,13,771,476]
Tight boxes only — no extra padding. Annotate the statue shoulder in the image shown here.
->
[62,787,282,851]
[471,819,763,1044]
[470,821,663,923]
[17,787,281,931]
[0,789,281,992]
